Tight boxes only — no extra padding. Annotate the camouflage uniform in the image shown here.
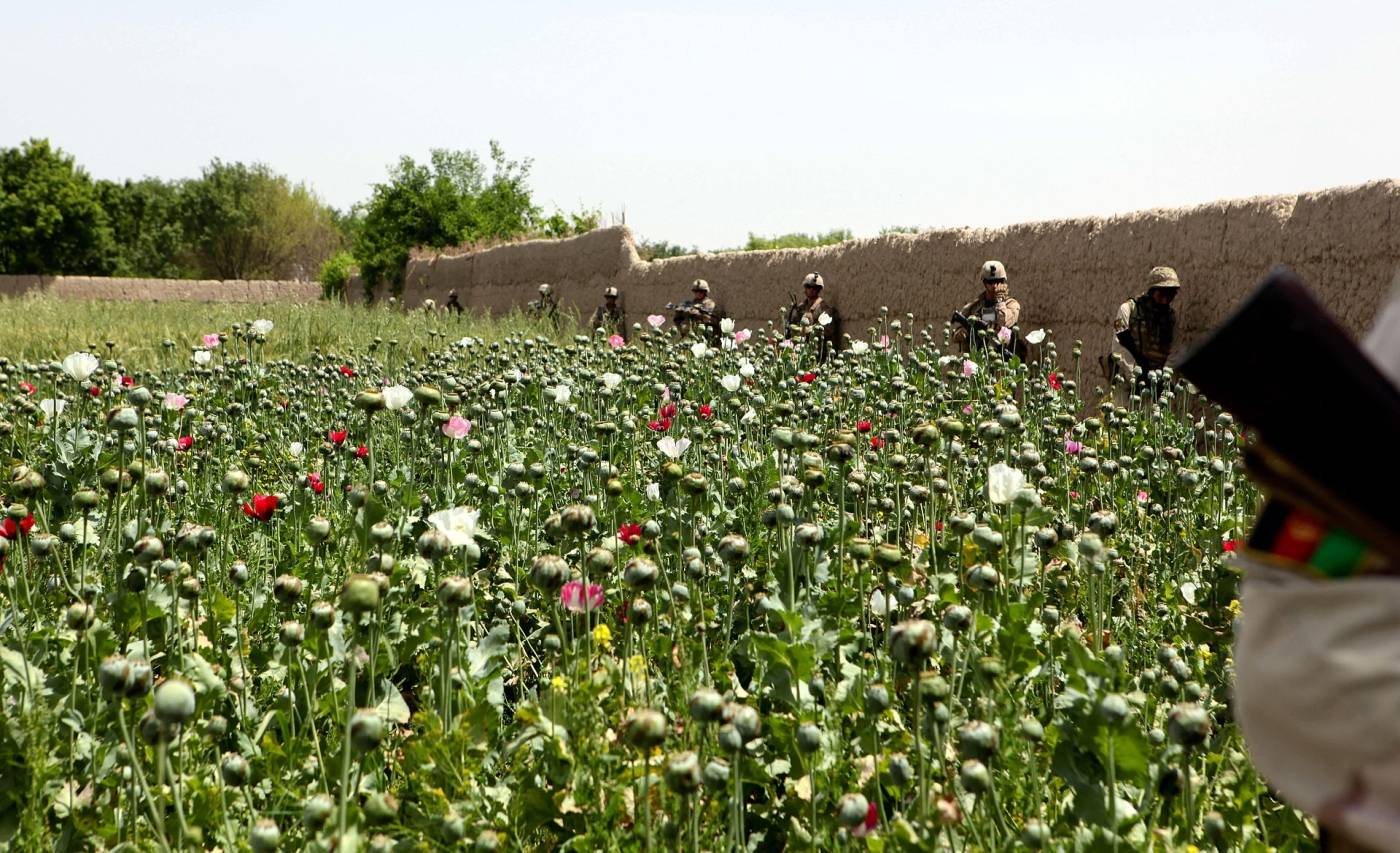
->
[590,287,627,341]
[528,284,560,326]
[785,272,840,357]
[674,280,720,338]
[1112,266,1179,372]
[952,261,1023,355]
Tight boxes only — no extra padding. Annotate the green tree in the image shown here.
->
[0,138,116,275]
[352,143,541,298]
[741,228,853,251]
[96,177,191,278]
[181,159,341,280]
[635,238,697,261]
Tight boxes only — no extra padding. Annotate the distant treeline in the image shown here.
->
[0,139,599,301]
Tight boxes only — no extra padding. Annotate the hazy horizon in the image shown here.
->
[3,0,1397,249]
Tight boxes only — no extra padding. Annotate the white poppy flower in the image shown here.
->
[720,317,735,334]
[721,375,742,393]
[1025,329,1046,345]
[61,352,99,382]
[39,399,67,418]
[741,407,757,423]
[602,372,623,389]
[869,589,897,619]
[850,340,869,354]
[645,482,662,501]
[552,384,572,404]
[690,341,708,358]
[739,360,755,378]
[251,319,274,335]
[193,350,212,366]
[818,313,832,327]
[657,436,691,459]
[382,384,413,411]
[457,336,475,347]
[426,506,481,547]
[987,462,1026,505]
[289,441,305,457]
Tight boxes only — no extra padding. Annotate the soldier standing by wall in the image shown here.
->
[528,283,559,327]
[1108,266,1181,396]
[590,286,627,341]
[784,272,840,358]
[952,260,1024,357]
[672,280,720,339]
[444,289,463,316]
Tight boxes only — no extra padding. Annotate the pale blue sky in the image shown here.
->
[3,1,1397,249]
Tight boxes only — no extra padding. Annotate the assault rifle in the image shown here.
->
[1177,266,1400,566]
[951,311,1018,358]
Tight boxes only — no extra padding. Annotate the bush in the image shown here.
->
[738,229,853,252]
[318,250,356,300]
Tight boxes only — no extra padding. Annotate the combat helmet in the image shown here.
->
[1146,266,1180,290]
[692,280,710,294]
[802,272,825,290]
[980,261,1008,283]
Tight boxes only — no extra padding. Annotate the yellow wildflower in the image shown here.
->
[550,675,568,691]
[1198,644,1213,664]
[592,623,613,648]
[627,655,647,675]
[913,531,930,549]
[1228,599,1242,618]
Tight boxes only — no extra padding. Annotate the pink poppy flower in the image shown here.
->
[1064,439,1082,455]
[961,360,978,377]
[561,580,604,613]
[163,392,189,411]
[647,315,665,329]
[1136,490,1149,502]
[608,334,625,349]
[203,333,221,348]
[442,416,471,439]
[734,329,752,344]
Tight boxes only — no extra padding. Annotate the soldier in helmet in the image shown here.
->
[590,286,627,341]
[785,272,840,358]
[1109,266,1180,395]
[671,280,720,338]
[444,289,463,316]
[528,283,560,327]
[952,260,1024,356]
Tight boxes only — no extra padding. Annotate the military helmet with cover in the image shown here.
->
[604,287,619,298]
[980,261,1008,283]
[802,272,825,290]
[1146,266,1181,290]
[692,279,710,294]
[538,283,552,295]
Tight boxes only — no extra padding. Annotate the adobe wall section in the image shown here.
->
[388,180,1400,384]
[0,275,322,303]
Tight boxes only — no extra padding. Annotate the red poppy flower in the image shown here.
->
[1048,373,1063,391]
[698,404,713,420]
[328,429,348,446]
[1223,539,1239,553]
[935,521,945,532]
[618,522,643,545]
[306,472,325,494]
[798,372,816,383]
[88,386,101,397]
[647,418,672,432]
[176,435,194,452]
[120,376,135,387]
[18,382,35,395]
[339,365,356,377]
[659,402,678,420]
[241,493,279,522]
[870,436,885,450]
[0,514,35,539]
[856,420,872,433]
[355,444,369,459]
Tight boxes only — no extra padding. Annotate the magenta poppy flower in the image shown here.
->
[561,580,604,613]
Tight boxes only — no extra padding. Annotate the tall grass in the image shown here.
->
[0,297,579,367]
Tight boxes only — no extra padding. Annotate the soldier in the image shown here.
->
[785,272,840,358]
[589,286,627,341]
[952,261,1023,356]
[528,283,559,326]
[1111,266,1180,386]
[444,289,463,316]
[671,280,720,338]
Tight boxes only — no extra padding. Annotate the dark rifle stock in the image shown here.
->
[1176,266,1400,561]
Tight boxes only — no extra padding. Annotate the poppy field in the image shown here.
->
[0,307,1309,851]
